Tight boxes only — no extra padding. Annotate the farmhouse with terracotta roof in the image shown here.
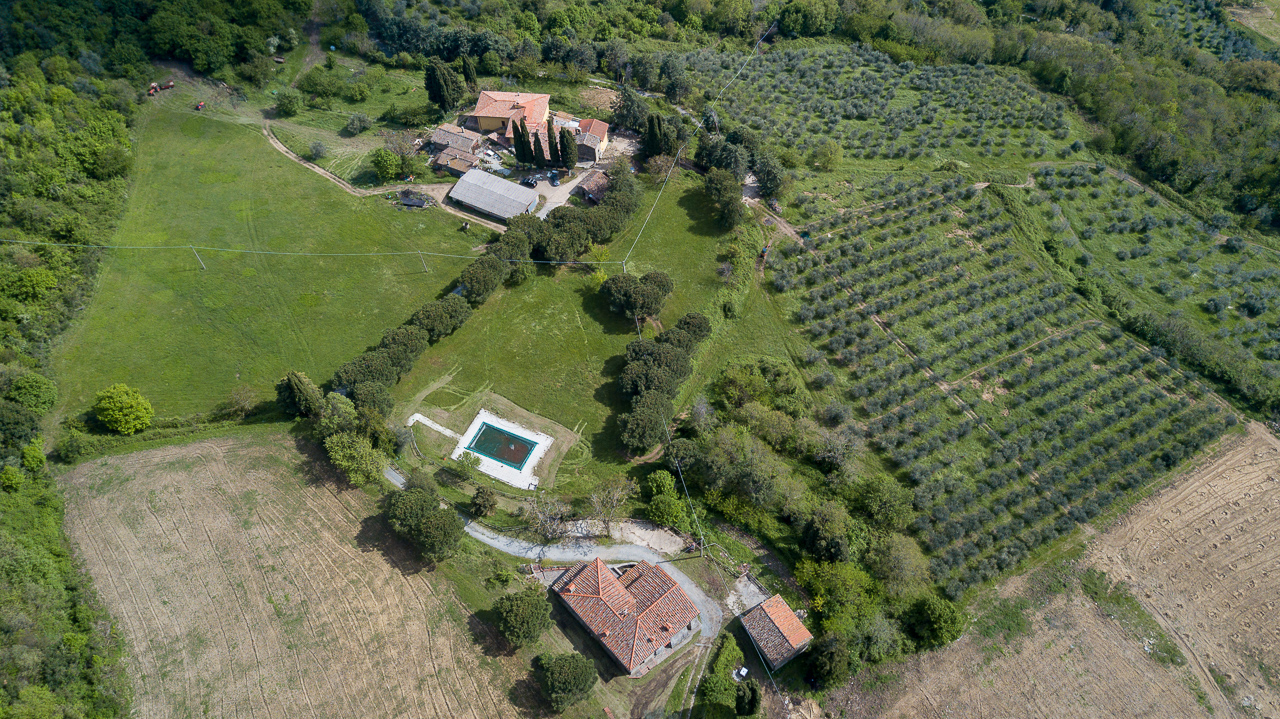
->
[574,118,610,163]
[551,558,701,677]
[740,594,812,671]
[468,91,550,138]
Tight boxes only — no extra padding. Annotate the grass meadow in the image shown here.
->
[51,108,480,418]
[391,170,750,487]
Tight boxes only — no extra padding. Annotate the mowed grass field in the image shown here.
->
[393,171,744,484]
[52,108,478,417]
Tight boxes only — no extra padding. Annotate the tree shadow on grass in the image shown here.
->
[590,360,631,461]
[289,434,349,488]
[468,609,517,658]
[507,674,548,717]
[354,512,432,577]
[579,286,636,336]
[675,187,725,239]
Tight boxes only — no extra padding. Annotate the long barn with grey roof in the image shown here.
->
[448,169,539,220]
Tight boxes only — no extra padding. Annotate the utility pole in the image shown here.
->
[190,246,206,270]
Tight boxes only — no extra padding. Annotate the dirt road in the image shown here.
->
[260,121,507,233]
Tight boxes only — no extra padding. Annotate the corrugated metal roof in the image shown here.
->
[447,169,539,219]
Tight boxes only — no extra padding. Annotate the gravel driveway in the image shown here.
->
[534,170,590,218]
[464,520,724,637]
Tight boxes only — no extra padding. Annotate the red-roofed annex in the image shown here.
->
[740,594,813,671]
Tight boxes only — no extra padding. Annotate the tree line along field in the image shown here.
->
[50,106,479,418]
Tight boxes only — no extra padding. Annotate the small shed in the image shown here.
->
[740,594,813,671]
[448,169,539,221]
[575,169,610,204]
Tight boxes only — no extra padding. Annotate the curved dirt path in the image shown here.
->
[462,521,724,638]
[260,121,507,233]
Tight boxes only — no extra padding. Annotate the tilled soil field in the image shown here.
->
[1091,420,1280,718]
[836,577,1215,719]
[61,433,520,719]
[834,422,1280,719]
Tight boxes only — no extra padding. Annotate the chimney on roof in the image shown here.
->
[566,583,575,592]
[601,629,610,637]
[662,623,671,632]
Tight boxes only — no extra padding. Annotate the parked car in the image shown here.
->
[520,175,538,188]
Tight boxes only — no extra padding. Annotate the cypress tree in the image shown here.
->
[560,127,578,167]
[512,122,528,163]
[519,119,536,165]
[546,120,561,167]
[533,131,547,168]
[461,54,478,92]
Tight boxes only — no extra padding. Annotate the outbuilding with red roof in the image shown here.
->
[740,594,813,671]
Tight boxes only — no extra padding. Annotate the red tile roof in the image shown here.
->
[578,118,609,140]
[472,91,550,133]
[741,595,813,670]
[553,559,700,673]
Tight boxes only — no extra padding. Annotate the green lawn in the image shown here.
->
[51,108,480,418]
[392,170,741,486]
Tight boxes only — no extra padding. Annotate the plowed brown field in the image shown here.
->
[834,422,1280,719]
[1091,420,1280,718]
[60,433,521,719]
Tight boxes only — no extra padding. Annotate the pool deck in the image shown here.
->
[450,409,553,490]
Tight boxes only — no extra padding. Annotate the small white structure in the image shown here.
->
[451,409,553,490]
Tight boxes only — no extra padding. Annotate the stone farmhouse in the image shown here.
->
[551,558,700,677]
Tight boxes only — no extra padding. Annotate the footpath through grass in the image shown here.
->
[52,108,478,418]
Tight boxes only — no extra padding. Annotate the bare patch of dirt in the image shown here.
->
[581,85,618,113]
[60,434,523,719]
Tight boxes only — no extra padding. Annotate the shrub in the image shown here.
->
[471,486,499,516]
[534,652,597,712]
[345,112,373,134]
[6,372,57,414]
[494,585,552,647]
[93,384,153,435]
[275,88,303,116]
[906,595,966,648]
[323,431,386,486]
[646,493,690,532]
[0,466,22,492]
[310,141,327,160]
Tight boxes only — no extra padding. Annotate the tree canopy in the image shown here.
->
[386,487,465,563]
[534,652,597,712]
[493,585,552,647]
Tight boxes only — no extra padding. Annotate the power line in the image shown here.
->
[0,237,620,265]
[622,21,776,271]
